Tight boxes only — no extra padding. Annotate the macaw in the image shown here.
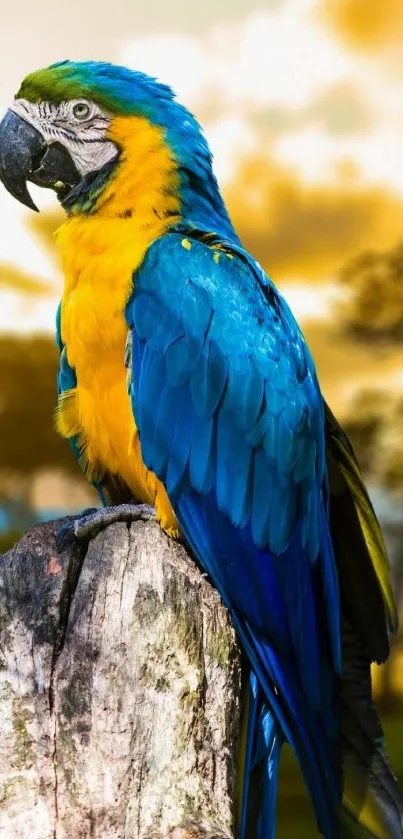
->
[0,60,402,838]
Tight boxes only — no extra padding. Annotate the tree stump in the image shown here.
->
[0,518,242,838]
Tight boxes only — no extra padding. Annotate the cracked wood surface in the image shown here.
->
[0,518,242,838]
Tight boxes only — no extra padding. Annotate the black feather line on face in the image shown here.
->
[61,156,119,212]
[51,126,85,143]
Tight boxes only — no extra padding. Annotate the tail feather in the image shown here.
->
[340,610,403,838]
[231,611,341,838]
[251,701,282,839]
[177,485,403,838]
[179,493,341,838]
[237,671,283,839]
[236,671,260,839]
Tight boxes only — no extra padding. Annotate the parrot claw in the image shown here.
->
[55,503,156,551]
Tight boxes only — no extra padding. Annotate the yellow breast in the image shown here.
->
[55,115,181,536]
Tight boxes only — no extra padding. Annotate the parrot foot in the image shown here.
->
[56,503,155,551]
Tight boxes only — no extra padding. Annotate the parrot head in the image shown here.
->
[0,60,218,217]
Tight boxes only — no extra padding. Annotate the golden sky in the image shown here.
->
[1,0,403,341]
[319,0,403,52]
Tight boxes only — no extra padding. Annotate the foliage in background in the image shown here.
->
[0,335,77,477]
[339,242,403,342]
[0,210,82,548]
[337,238,403,493]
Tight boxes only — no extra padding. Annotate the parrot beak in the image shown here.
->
[0,110,81,212]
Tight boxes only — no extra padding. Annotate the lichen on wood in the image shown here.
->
[0,517,242,838]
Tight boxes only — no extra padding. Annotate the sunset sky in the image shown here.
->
[1,0,403,407]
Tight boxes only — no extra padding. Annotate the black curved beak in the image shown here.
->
[0,110,81,212]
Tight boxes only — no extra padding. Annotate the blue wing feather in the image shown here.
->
[189,414,215,493]
[233,360,265,432]
[190,338,228,418]
[127,231,342,837]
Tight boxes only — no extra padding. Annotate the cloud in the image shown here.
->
[0,187,55,281]
[0,193,62,334]
[0,265,52,296]
[304,82,372,136]
[120,4,355,113]
[250,81,372,141]
[120,8,403,196]
[317,0,403,52]
[224,155,403,280]
[273,121,403,192]
[2,2,403,333]
[0,291,59,334]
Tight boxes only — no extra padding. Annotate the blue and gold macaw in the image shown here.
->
[0,60,402,838]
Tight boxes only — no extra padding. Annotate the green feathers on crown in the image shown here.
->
[16,60,175,117]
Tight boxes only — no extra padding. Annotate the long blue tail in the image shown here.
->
[237,671,282,839]
[177,493,341,838]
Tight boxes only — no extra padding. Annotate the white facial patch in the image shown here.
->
[10,98,119,177]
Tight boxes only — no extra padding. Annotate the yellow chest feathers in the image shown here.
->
[55,115,181,534]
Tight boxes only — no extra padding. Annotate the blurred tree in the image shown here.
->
[341,388,388,475]
[342,390,403,494]
[0,210,74,482]
[0,335,78,476]
[338,239,403,488]
[336,240,403,706]
[0,334,87,547]
[343,390,403,708]
[0,209,86,549]
[339,242,403,341]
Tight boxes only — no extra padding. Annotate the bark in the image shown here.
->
[0,518,242,839]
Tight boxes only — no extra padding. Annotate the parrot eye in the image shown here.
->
[72,102,91,121]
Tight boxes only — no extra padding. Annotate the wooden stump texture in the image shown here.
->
[0,518,242,838]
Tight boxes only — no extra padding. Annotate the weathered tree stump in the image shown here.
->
[0,518,242,838]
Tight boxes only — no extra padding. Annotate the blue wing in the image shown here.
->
[127,231,342,836]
